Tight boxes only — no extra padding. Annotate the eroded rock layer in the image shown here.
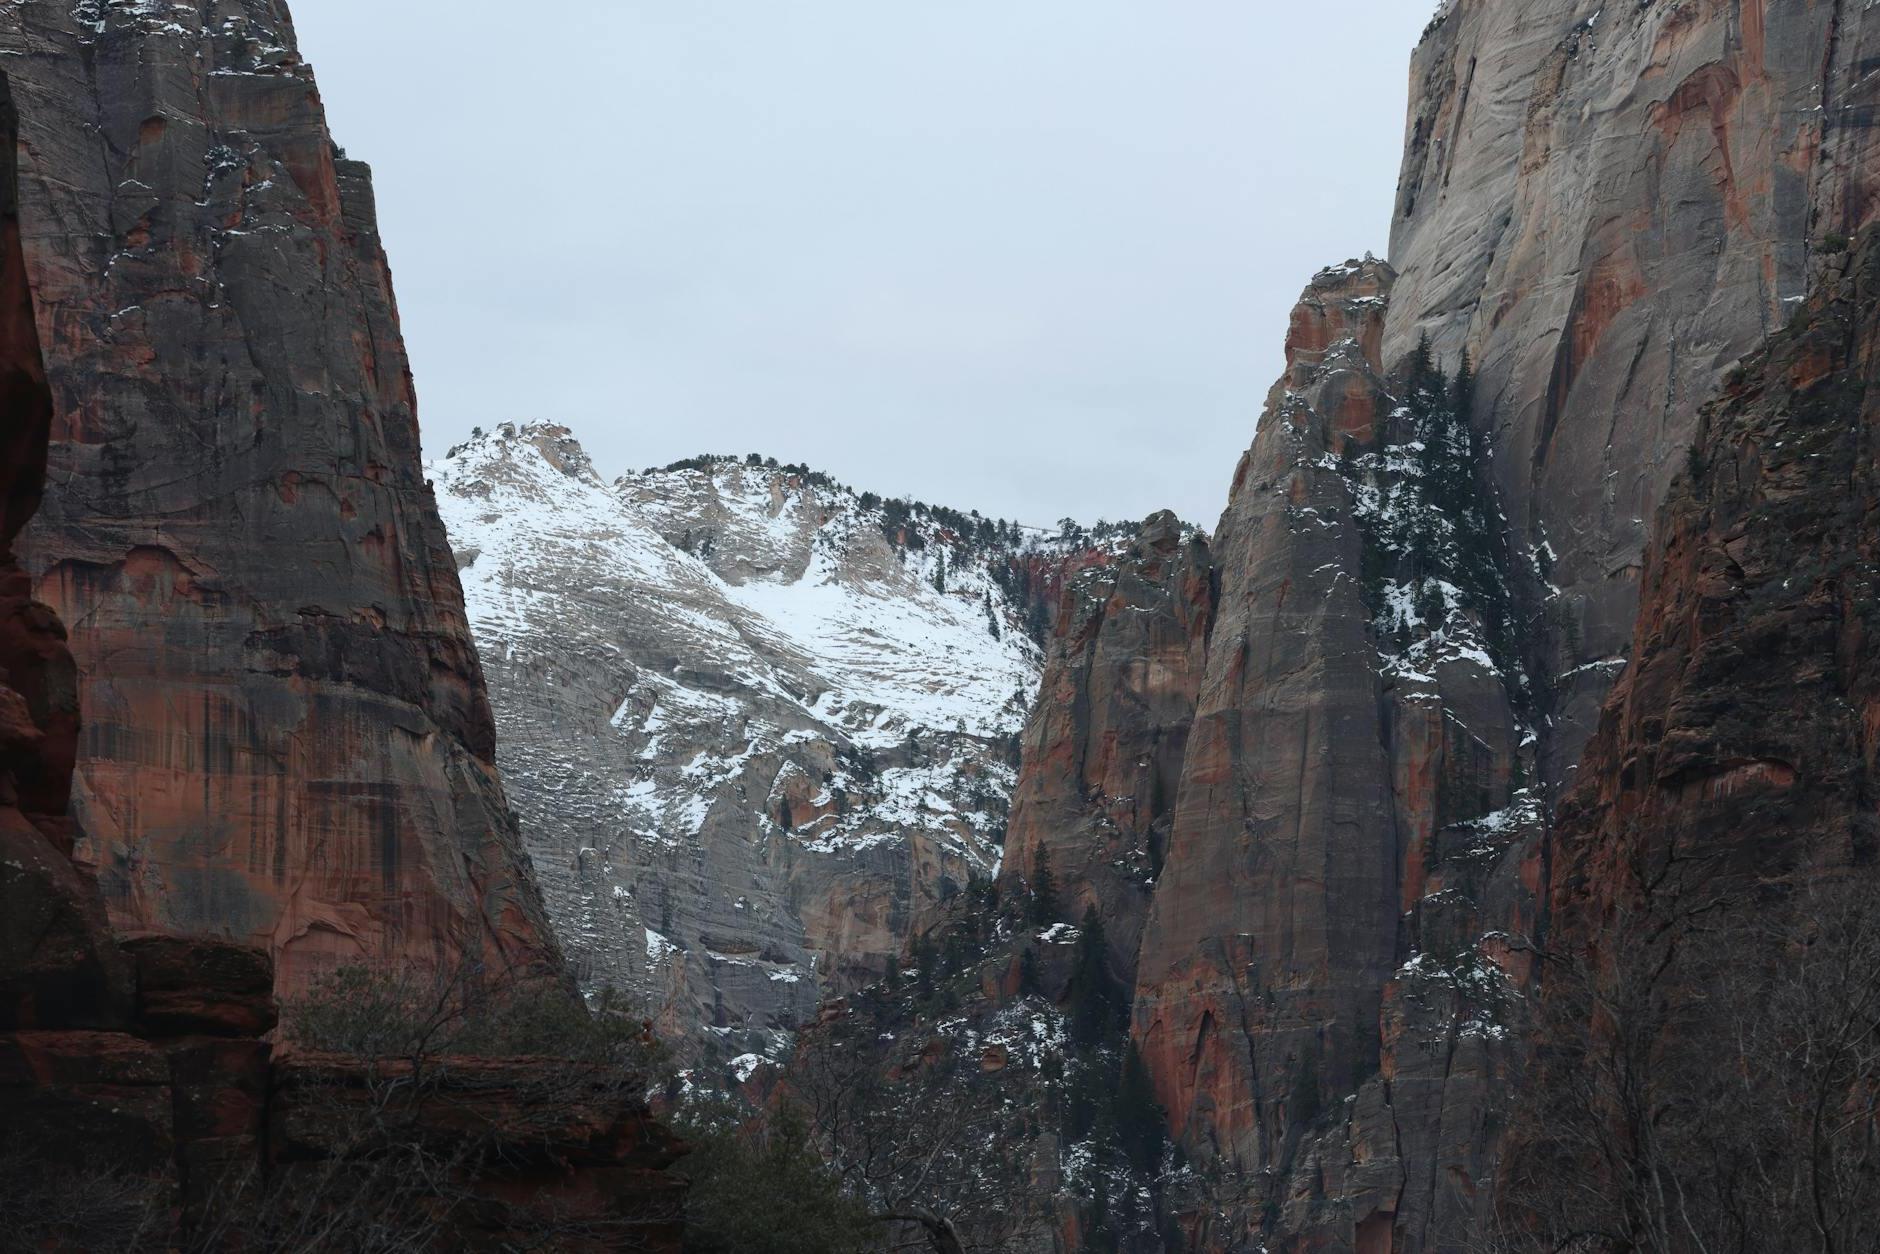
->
[1498,221,1880,1254]
[433,424,1078,1069]
[1392,0,1880,783]
[1121,4,1880,1248]
[1551,227,1880,969]
[2,0,558,990]
[998,510,1213,983]
[1131,262,1538,1251]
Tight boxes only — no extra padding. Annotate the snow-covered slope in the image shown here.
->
[430,423,1057,1065]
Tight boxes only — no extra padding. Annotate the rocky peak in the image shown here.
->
[1282,257,1394,401]
[1131,259,1536,1248]
[431,423,1095,1076]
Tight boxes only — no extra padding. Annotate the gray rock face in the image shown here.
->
[4,0,560,992]
[1390,0,1880,786]
[1123,3,1880,1249]
[432,424,1057,1068]
[1131,261,1538,1251]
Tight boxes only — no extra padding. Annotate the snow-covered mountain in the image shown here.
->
[430,422,1077,1066]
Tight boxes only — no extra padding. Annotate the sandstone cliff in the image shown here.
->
[997,511,1212,982]
[1392,0,1880,784]
[1126,260,1538,1251]
[1501,221,1880,1254]
[1,0,558,990]
[0,54,685,1243]
[1112,4,1880,1248]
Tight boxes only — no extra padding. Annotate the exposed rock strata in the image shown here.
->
[0,52,684,1245]
[1496,221,1880,1254]
[0,57,129,1036]
[998,510,1213,981]
[1,0,558,991]
[1109,5,1880,1248]
[433,425,1059,1068]
[1392,0,1880,785]
[1551,226,1880,963]
[1131,261,1537,1251]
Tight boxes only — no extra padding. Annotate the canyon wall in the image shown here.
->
[1130,261,1538,1250]
[1391,0,1880,782]
[1120,2,1880,1248]
[1,0,558,990]
[997,510,1213,981]
[1504,219,1880,1254]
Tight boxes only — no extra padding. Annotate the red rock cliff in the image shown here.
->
[1501,222,1880,1253]
[1130,261,1537,1250]
[0,1,559,990]
[0,60,130,1035]
[1391,0,1880,785]
[998,511,1213,981]
[1114,5,1880,1247]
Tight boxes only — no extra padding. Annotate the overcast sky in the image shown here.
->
[292,3,1431,529]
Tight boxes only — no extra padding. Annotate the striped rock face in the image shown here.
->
[6,0,561,993]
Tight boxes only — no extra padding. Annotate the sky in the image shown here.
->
[292,2,1433,530]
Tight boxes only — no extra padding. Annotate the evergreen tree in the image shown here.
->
[1114,1042,1166,1174]
[1019,946,1041,996]
[984,591,1002,639]
[1028,846,1059,924]
[914,935,936,1002]
[1069,905,1119,1049]
[932,549,947,595]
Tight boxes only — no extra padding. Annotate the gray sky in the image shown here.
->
[293,3,1431,530]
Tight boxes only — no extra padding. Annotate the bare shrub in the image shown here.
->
[1495,852,1880,1254]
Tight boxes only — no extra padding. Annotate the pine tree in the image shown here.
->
[1028,846,1059,924]
[1019,946,1041,996]
[1407,331,1436,386]
[932,549,947,595]
[1069,905,1118,1049]
[1114,1041,1166,1174]
[914,935,936,1002]
[984,591,1002,639]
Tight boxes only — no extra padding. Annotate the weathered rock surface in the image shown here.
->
[0,58,685,1243]
[1,0,558,992]
[0,59,130,1035]
[1551,225,1880,961]
[1391,0,1880,786]
[998,510,1213,980]
[433,424,1063,1069]
[1106,5,1880,1248]
[1493,221,1880,1254]
[1130,261,1538,1251]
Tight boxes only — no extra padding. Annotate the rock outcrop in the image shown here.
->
[1391,0,1880,786]
[998,510,1213,981]
[0,52,685,1247]
[1129,260,1538,1250]
[1110,4,1880,1248]
[1497,220,1880,1254]
[1550,223,1880,973]
[433,425,1064,1069]
[0,52,128,1038]
[2,0,558,992]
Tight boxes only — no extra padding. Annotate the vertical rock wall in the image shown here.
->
[2,1,558,990]
[997,511,1213,982]
[1130,262,1537,1250]
[1390,0,1880,784]
[1118,5,1880,1247]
